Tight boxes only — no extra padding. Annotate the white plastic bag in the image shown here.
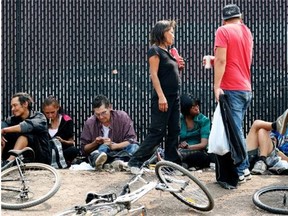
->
[208,104,230,155]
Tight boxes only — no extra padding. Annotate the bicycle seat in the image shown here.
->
[8,147,34,157]
[85,192,117,204]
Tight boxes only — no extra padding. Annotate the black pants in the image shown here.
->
[180,149,212,169]
[128,94,181,168]
[63,146,79,165]
[2,133,43,162]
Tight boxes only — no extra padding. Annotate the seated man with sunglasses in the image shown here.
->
[80,94,139,171]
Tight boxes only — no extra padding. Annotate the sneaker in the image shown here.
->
[244,168,252,180]
[238,175,246,184]
[238,169,252,184]
[251,160,267,175]
[111,160,128,171]
[94,152,107,171]
[274,109,288,135]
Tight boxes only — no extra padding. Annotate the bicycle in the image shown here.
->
[1,147,61,210]
[252,185,288,214]
[57,149,214,215]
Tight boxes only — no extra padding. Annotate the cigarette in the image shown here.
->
[49,118,52,125]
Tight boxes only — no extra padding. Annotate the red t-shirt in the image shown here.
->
[214,23,253,91]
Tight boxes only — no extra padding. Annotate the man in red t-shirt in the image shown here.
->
[213,4,254,184]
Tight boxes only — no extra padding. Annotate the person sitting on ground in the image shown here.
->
[42,96,79,167]
[1,92,51,166]
[80,94,139,171]
[247,109,288,174]
[178,94,213,170]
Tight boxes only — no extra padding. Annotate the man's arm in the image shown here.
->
[82,137,104,154]
[1,125,21,134]
[105,140,130,151]
[107,112,137,151]
[214,47,226,101]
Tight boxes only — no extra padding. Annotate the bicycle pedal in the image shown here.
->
[155,183,168,191]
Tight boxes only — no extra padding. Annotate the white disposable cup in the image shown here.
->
[203,55,212,69]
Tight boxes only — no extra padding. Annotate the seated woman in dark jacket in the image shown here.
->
[179,94,214,170]
[42,96,79,167]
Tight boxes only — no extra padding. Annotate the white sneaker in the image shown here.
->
[238,175,246,184]
[238,169,252,184]
[95,152,107,171]
[244,168,252,180]
[251,160,267,175]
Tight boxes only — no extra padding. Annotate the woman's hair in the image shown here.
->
[180,94,201,116]
[42,95,63,113]
[92,94,110,109]
[150,20,176,45]
[12,92,34,110]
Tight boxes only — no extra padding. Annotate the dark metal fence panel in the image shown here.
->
[2,0,287,148]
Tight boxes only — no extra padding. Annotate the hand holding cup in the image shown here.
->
[203,55,215,69]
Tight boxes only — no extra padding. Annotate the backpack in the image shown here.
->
[50,138,67,169]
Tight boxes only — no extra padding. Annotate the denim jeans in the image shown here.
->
[98,143,139,162]
[223,90,252,176]
[98,143,138,155]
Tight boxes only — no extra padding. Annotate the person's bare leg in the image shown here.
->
[257,128,274,157]
[7,136,28,161]
[247,120,273,151]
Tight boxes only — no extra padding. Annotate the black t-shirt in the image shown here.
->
[147,45,180,96]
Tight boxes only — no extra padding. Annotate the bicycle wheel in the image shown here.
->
[155,160,214,212]
[252,185,288,214]
[1,162,61,210]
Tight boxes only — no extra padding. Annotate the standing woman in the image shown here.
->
[128,20,185,169]
[42,96,79,167]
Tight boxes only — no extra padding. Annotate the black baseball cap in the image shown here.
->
[222,4,242,20]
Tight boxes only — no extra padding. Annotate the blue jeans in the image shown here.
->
[97,143,139,162]
[224,90,252,176]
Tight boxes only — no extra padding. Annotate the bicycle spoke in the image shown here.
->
[155,161,214,212]
[1,163,60,210]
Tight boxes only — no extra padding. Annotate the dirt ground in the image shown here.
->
[2,167,288,216]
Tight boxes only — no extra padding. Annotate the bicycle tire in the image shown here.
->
[155,160,214,212]
[1,162,61,210]
[252,185,288,214]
